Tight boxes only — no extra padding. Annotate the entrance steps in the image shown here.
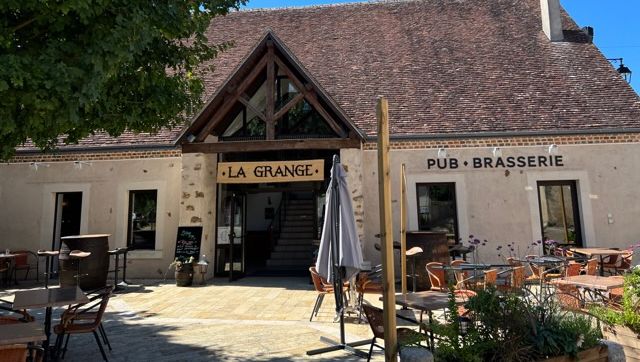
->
[264,199,316,273]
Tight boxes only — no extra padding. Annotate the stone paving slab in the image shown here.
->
[0,277,431,361]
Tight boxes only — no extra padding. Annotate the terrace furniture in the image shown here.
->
[361,304,430,361]
[497,266,526,293]
[36,250,60,289]
[54,286,113,361]
[406,247,423,292]
[425,262,446,292]
[0,253,16,287]
[450,259,469,289]
[581,258,599,276]
[108,247,130,291]
[13,286,89,362]
[355,267,383,321]
[308,267,348,322]
[10,250,38,283]
[570,248,628,276]
[551,275,624,308]
[603,251,633,275]
[0,322,46,362]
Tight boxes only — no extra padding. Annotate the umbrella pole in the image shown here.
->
[307,156,370,358]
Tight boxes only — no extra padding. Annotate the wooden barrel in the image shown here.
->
[59,234,110,290]
[175,264,194,287]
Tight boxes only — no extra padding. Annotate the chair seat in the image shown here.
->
[397,327,427,346]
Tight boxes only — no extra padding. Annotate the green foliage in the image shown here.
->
[590,267,640,333]
[433,287,603,361]
[0,0,245,159]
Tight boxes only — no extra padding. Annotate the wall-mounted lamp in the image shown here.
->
[185,133,196,142]
[492,147,502,158]
[607,58,632,83]
[437,148,448,159]
[73,161,92,170]
[29,162,49,171]
[548,144,559,155]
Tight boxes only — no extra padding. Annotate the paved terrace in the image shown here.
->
[1,277,424,361]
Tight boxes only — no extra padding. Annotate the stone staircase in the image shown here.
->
[265,199,316,273]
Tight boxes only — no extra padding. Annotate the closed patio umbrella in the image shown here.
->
[308,155,368,358]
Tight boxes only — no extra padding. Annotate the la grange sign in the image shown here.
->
[427,155,565,170]
[217,159,324,184]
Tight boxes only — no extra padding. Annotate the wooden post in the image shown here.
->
[377,97,397,361]
[400,163,407,296]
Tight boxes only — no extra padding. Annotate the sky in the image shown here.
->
[242,0,640,95]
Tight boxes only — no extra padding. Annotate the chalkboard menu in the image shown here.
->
[174,226,202,261]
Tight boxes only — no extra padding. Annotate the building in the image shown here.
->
[2,0,639,279]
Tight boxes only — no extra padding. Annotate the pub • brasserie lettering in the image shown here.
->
[427,155,565,170]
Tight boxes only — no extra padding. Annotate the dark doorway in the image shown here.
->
[51,192,83,274]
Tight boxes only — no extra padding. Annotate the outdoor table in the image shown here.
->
[569,248,628,276]
[0,322,46,345]
[12,286,89,361]
[383,291,465,349]
[551,275,624,305]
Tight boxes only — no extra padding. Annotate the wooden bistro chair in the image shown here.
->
[450,259,469,289]
[426,262,447,292]
[362,304,429,361]
[564,261,582,277]
[581,258,599,276]
[54,286,113,361]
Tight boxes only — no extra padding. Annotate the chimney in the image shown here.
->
[540,0,563,42]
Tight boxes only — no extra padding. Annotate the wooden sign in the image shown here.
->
[217,159,324,184]
[174,226,202,261]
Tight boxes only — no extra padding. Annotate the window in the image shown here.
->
[537,181,582,248]
[416,183,458,243]
[127,190,157,250]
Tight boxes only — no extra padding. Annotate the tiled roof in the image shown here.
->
[23,0,640,150]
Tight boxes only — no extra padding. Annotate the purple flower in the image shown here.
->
[536,240,542,244]
[474,239,481,245]
[497,246,502,250]
[469,235,474,239]
[531,243,537,246]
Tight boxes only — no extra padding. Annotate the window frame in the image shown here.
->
[126,189,158,250]
[415,182,459,243]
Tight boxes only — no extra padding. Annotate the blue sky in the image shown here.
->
[242,0,640,95]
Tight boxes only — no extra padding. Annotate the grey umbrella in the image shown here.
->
[307,155,367,358]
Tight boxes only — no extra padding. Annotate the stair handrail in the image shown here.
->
[267,193,287,251]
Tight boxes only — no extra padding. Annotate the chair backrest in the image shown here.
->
[362,304,385,339]
[553,247,567,257]
[426,262,446,291]
[525,255,541,277]
[620,252,633,269]
[565,261,581,277]
[450,260,469,286]
[309,267,327,293]
[585,258,598,276]
[483,269,498,288]
[11,251,30,266]
[511,266,525,289]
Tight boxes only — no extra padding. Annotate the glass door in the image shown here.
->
[215,189,246,280]
[537,181,583,250]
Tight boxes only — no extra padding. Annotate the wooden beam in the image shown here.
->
[377,96,397,361]
[182,138,361,153]
[195,55,269,142]
[238,95,266,122]
[400,163,407,296]
[273,57,347,138]
[266,46,276,140]
[273,92,304,121]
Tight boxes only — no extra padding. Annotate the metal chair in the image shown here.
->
[10,250,38,283]
[54,286,113,361]
[425,262,446,292]
[309,267,345,322]
[361,304,429,361]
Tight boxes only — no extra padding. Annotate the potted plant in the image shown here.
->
[170,256,196,287]
[590,266,640,359]
[433,286,606,361]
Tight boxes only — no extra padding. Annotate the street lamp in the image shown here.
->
[607,58,632,83]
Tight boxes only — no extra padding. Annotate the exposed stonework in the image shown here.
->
[340,148,365,247]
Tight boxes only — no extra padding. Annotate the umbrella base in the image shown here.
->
[306,336,371,358]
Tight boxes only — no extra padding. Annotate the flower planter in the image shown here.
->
[602,325,640,361]
[175,263,194,287]
[539,345,608,362]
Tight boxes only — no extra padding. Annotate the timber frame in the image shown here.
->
[179,31,363,153]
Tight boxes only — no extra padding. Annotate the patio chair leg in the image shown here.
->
[62,334,71,359]
[93,330,108,361]
[54,333,64,360]
[100,324,112,351]
[367,337,376,362]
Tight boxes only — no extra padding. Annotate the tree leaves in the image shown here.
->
[0,0,245,159]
